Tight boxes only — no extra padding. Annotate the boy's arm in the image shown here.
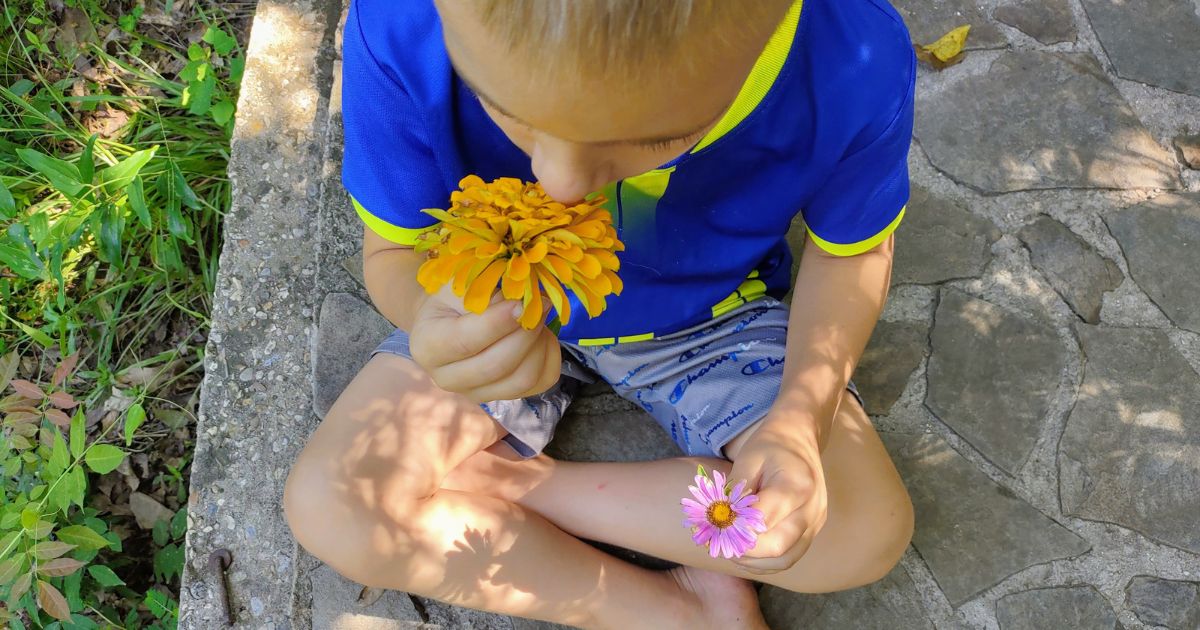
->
[727,231,894,574]
[361,227,429,332]
[770,231,893,448]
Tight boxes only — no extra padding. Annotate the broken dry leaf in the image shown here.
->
[915,24,971,70]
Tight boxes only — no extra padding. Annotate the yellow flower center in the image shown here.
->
[707,501,735,528]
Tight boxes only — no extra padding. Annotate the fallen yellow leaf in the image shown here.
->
[921,25,971,63]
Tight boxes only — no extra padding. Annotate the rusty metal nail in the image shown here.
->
[208,548,235,626]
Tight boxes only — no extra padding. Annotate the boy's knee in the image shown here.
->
[851,488,914,587]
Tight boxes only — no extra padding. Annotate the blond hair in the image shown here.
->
[473,0,792,78]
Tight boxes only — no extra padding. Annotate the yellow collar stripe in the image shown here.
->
[691,0,804,153]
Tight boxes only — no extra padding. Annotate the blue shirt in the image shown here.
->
[342,0,915,345]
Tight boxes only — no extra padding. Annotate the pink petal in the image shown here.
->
[732,493,759,509]
[688,484,712,506]
[692,524,716,546]
[738,506,766,522]
[683,507,707,520]
[711,470,728,495]
[699,477,722,503]
[681,498,707,511]
[729,480,747,503]
[708,535,722,558]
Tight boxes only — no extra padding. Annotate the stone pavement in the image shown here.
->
[180,0,1200,627]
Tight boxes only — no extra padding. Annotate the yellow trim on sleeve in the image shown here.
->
[576,337,617,347]
[691,0,803,153]
[618,333,655,343]
[352,197,430,246]
[806,206,906,257]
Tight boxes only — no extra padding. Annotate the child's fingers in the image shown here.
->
[463,332,561,403]
[415,297,524,365]
[431,323,546,395]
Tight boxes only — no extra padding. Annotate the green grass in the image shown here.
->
[0,0,247,626]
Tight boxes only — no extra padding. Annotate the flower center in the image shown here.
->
[706,501,736,528]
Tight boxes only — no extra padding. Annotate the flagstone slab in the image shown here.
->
[1125,576,1200,630]
[760,564,933,629]
[993,0,1077,44]
[893,186,1000,285]
[996,586,1121,630]
[926,289,1065,473]
[310,564,430,629]
[1175,134,1200,170]
[1059,324,1200,554]
[854,320,928,415]
[890,0,1007,49]
[312,292,396,419]
[1018,215,1122,324]
[883,432,1089,606]
[1081,0,1200,96]
[915,51,1179,192]
[1105,194,1200,334]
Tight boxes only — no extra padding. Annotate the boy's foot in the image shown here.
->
[667,564,770,630]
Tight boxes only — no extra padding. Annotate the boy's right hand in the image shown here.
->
[408,287,562,404]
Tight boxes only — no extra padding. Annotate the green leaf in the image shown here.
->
[0,180,14,218]
[170,507,188,540]
[202,26,237,56]
[123,404,145,447]
[86,565,124,588]
[0,557,20,585]
[69,412,85,459]
[126,178,150,229]
[78,134,97,186]
[83,445,124,474]
[144,588,172,619]
[210,99,235,126]
[0,531,21,560]
[94,203,124,265]
[54,525,108,551]
[49,430,68,471]
[98,147,157,194]
[187,71,216,116]
[151,519,169,547]
[0,239,43,280]
[153,543,184,581]
[16,149,83,198]
[187,43,208,62]
[20,507,38,531]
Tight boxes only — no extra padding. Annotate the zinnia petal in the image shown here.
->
[463,259,506,314]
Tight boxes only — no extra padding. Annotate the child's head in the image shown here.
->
[435,0,791,202]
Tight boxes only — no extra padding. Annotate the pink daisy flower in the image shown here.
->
[681,466,768,559]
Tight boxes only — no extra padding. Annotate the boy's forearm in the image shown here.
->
[361,228,430,332]
[765,233,895,450]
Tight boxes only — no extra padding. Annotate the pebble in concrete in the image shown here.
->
[926,289,1065,474]
[854,320,928,415]
[760,564,934,629]
[993,0,1077,44]
[1081,0,1200,97]
[1018,215,1122,324]
[309,564,428,629]
[893,186,1000,285]
[1125,576,1200,630]
[1060,324,1200,554]
[1105,194,1200,334]
[883,432,1089,606]
[313,293,396,419]
[890,0,1007,49]
[915,51,1179,192]
[996,585,1121,630]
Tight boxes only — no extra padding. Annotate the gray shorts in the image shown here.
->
[373,298,862,460]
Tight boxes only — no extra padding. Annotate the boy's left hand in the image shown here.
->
[727,424,827,574]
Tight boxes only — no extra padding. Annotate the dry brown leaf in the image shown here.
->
[37,558,84,578]
[48,391,77,410]
[44,408,72,428]
[51,352,79,388]
[0,352,17,392]
[9,379,45,401]
[129,492,174,530]
[37,580,71,622]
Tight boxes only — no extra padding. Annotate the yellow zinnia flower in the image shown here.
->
[414,175,625,330]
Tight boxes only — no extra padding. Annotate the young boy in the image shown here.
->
[285,0,915,627]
